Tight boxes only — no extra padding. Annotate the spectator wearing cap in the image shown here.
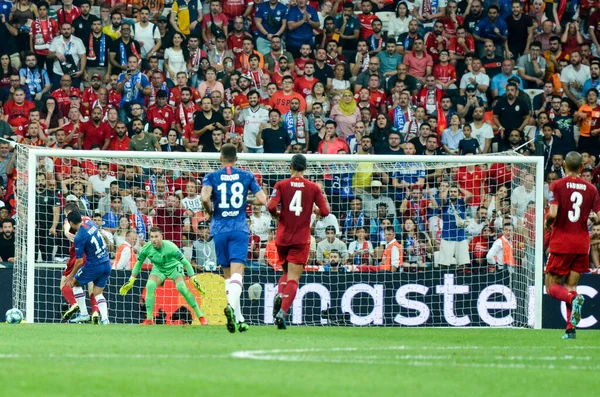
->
[254,0,289,55]
[191,220,217,271]
[361,180,396,219]
[491,59,523,98]
[456,83,483,123]
[517,41,546,89]
[82,73,104,111]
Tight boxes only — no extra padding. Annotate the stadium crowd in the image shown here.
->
[1,0,600,273]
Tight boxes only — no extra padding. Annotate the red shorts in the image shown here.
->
[63,258,76,276]
[545,253,590,276]
[276,244,310,267]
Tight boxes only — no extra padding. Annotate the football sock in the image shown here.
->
[145,279,158,320]
[90,293,99,314]
[95,294,108,321]
[277,274,288,294]
[72,286,88,316]
[547,284,573,304]
[176,281,203,318]
[281,279,299,314]
[61,285,76,306]
[229,273,245,323]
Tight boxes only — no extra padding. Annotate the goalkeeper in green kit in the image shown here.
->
[120,227,208,325]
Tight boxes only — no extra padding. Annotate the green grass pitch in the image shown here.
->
[0,324,598,397]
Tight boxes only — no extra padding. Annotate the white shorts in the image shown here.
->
[439,239,470,266]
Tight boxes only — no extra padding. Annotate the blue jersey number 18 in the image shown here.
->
[217,182,244,209]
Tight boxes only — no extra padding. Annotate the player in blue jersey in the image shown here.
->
[201,144,268,333]
[65,211,112,325]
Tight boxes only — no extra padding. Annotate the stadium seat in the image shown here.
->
[375,12,394,34]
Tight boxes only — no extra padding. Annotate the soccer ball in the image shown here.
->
[5,308,23,324]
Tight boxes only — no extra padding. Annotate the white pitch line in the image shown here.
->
[0,353,230,360]
[230,346,600,370]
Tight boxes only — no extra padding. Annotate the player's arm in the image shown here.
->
[66,235,85,285]
[315,185,330,217]
[120,244,149,295]
[251,189,268,206]
[201,184,213,217]
[545,204,558,230]
[267,183,281,217]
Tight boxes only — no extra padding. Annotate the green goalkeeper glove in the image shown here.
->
[191,275,206,296]
[119,277,136,296]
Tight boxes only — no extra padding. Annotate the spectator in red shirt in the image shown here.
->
[456,161,486,213]
[3,88,35,131]
[470,225,493,268]
[221,0,253,21]
[57,0,81,25]
[403,38,433,83]
[146,90,175,131]
[201,0,229,46]
[449,26,475,66]
[269,75,307,114]
[51,74,82,117]
[439,0,463,38]
[109,121,131,151]
[357,0,376,40]
[169,72,202,107]
[228,16,253,61]
[433,50,457,90]
[317,120,350,154]
[79,107,111,150]
[294,43,314,76]
[424,20,450,63]
[152,194,194,246]
[82,74,103,113]
[294,62,318,98]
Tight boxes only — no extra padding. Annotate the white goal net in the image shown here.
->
[12,148,544,328]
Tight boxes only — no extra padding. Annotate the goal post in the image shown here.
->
[14,147,545,328]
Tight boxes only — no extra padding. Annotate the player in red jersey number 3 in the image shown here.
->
[267,154,330,330]
[545,152,600,340]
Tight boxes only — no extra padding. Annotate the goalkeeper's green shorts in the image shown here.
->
[150,265,185,283]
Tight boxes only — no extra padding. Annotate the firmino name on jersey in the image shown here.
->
[567,182,587,191]
[291,182,305,187]
[220,174,240,181]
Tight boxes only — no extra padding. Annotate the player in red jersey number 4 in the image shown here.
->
[545,152,600,340]
[267,154,330,329]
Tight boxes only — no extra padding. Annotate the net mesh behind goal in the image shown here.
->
[13,148,542,327]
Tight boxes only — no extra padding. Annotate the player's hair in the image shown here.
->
[149,227,163,235]
[564,151,583,173]
[64,203,80,215]
[67,211,82,225]
[220,143,238,163]
[291,154,307,172]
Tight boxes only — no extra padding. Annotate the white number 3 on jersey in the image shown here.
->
[289,190,303,216]
[568,191,583,222]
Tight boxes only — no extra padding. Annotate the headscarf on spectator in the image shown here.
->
[338,90,357,116]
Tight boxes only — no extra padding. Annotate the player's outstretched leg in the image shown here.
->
[69,286,90,323]
[175,279,207,325]
[95,293,110,325]
[60,277,79,321]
